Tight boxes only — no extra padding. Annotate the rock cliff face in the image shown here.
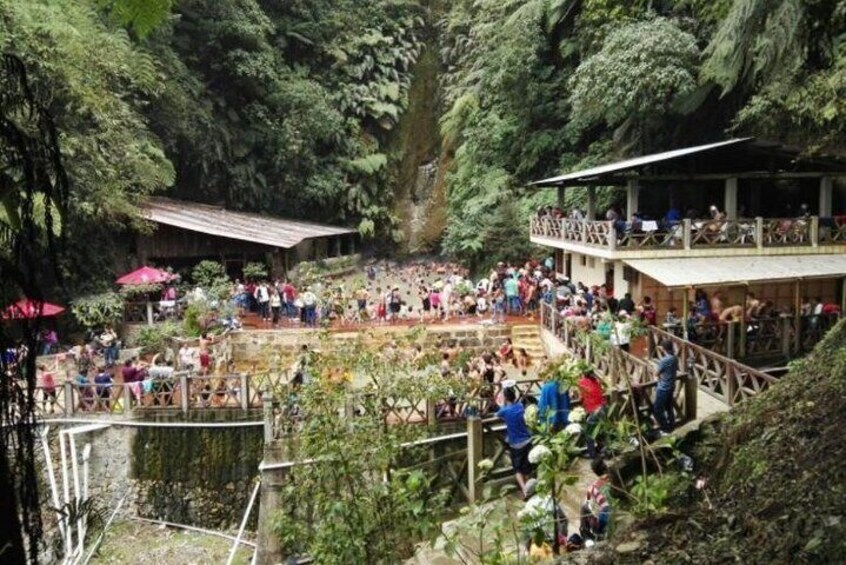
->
[388,12,448,254]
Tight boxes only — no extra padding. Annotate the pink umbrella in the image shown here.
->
[3,298,66,320]
[116,266,173,285]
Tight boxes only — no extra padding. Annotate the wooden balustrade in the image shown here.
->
[531,215,845,251]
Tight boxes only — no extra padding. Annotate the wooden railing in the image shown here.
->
[530,215,842,252]
[31,371,290,419]
[540,302,783,408]
[647,327,777,406]
[540,303,697,421]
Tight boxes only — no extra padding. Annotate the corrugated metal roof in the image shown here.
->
[625,255,846,288]
[143,198,356,249]
[530,138,753,186]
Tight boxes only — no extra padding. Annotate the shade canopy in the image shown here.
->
[624,254,846,289]
[3,299,66,319]
[116,266,173,285]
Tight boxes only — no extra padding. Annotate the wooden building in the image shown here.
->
[137,198,358,277]
[530,138,846,361]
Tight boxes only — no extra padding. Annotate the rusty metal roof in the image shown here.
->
[143,198,356,249]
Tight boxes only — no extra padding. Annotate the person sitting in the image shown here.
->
[499,338,514,362]
[520,478,568,554]
[580,458,612,542]
[514,347,532,370]
[94,366,113,410]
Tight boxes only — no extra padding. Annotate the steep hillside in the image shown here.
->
[604,320,846,563]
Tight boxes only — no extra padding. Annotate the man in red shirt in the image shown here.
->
[577,370,606,458]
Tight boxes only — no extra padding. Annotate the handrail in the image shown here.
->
[531,215,846,251]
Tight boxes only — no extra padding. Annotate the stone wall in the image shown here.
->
[42,412,262,538]
[228,324,515,372]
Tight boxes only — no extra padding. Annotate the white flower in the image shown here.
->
[528,444,552,464]
[564,423,582,435]
[477,458,494,471]
[569,407,586,423]
[523,404,538,428]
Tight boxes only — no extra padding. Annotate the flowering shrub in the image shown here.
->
[565,423,583,435]
[477,458,494,471]
[569,406,586,423]
[528,444,552,464]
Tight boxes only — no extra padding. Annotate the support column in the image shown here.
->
[626,180,640,219]
[466,415,484,503]
[819,177,833,218]
[587,186,596,220]
[334,236,342,258]
[794,279,802,355]
[724,178,738,220]
[557,186,566,210]
[681,290,689,341]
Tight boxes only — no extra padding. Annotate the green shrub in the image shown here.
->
[72,292,125,328]
[130,321,182,354]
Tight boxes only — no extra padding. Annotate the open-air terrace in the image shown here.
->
[529,138,846,259]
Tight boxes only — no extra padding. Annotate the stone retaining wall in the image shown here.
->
[228,324,515,371]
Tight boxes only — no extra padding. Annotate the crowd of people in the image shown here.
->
[229,258,566,328]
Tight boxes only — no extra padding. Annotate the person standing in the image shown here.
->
[504,274,520,315]
[302,287,317,327]
[577,370,606,458]
[537,377,570,432]
[269,288,282,327]
[255,282,270,323]
[652,338,678,434]
[496,386,534,495]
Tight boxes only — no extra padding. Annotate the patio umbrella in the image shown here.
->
[116,266,173,286]
[116,266,173,325]
[3,298,65,320]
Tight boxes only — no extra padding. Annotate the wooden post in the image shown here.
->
[755,217,764,249]
[820,177,833,218]
[466,415,484,504]
[123,384,133,414]
[811,216,819,247]
[781,316,792,359]
[146,300,154,326]
[240,373,250,411]
[262,391,274,444]
[64,381,74,416]
[587,186,596,221]
[626,180,640,219]
[726,322,735,359]
[682,219,692,250]
[726,365,737,407]
[684,371,698,421]
[724,178,738,220]
[794,279,802,355]
[180,373,190,413]
[681,290,689,341]
[557,186,566,210]
[426,398,437,427]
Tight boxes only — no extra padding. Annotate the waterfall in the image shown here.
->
[407,160,439,252]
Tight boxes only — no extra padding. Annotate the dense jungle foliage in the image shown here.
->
[2,0,845,283]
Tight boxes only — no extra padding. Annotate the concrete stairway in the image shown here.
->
[511,324,547,362]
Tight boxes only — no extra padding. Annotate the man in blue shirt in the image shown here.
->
[537,379,570,432]
[497,386,534,494]
[652,338,678,433]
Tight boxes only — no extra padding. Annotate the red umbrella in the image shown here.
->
[116,266,173,285]
[3,299,66,319]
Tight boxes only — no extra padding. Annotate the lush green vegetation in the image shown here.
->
[2,0,844,276]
